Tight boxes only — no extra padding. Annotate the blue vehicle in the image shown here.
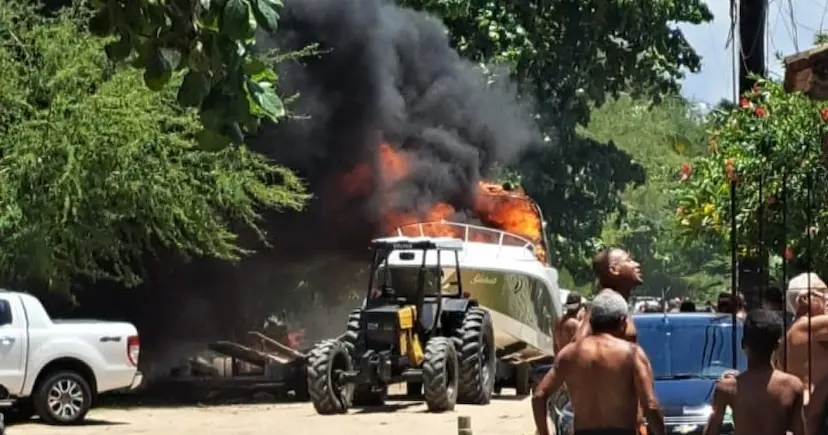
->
[553,313,745,435]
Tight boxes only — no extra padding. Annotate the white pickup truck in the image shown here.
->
[0,291,142,425]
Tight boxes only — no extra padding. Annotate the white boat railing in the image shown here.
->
[394,220,538,255]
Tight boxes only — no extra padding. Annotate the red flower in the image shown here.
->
[754,106,767,118]
[784,246,794,261]
[767,195,776,205]
[739,98,750,108]
[679,163,692,181]
[821,107,828,121]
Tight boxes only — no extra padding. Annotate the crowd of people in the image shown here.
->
[531,247,828,435]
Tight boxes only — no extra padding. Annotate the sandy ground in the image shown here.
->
[14,388,540,435]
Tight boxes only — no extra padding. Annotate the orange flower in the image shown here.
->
[739,98,750,108]
[821,107,828,121]
[784,246,794,261]
[754,106,767,118]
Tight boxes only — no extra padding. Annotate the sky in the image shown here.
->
[679,0,827,105]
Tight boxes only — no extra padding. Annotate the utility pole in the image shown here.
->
[738,0,768,94]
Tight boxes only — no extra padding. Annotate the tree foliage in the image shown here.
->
[588,96,728,300]
[400,0,714,282]
[0,4,309,291]
[87,0,287,150]
[674,80,828,279]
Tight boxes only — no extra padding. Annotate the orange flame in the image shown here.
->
[340,142,546,262]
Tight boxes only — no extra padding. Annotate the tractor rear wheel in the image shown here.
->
[456,307,496,404]
[306,339,353,414]
[422,337,458,412]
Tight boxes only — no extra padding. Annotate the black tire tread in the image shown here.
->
[515,362,532,396]
[306,339,352,415]
[456,307,496,404]
[422,336,458,412]
[33,371,92,425]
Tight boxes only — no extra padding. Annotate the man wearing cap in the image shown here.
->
[554,292,584,355]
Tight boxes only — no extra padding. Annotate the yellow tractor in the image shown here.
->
[305,236,495,413]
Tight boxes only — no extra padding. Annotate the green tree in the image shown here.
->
[400,0,714,281]
[87,0,287,150]
[674,79,828,280]
[588,96,728,300]
[0,4,309,292]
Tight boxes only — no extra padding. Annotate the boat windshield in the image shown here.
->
[371,266,460,300]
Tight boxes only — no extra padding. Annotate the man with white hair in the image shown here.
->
[773,273,828,412]
[532,291,664,435]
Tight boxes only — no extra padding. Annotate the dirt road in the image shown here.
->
[15,389,538,435]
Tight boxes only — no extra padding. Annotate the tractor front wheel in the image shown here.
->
[422,337,459,412]
[306,339,354,415]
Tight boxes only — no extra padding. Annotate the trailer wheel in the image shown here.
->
[32,371,92,425]
[456,307,496,404]
[422,337,458,412]
[515,362,531,396]
[306,339,353,414]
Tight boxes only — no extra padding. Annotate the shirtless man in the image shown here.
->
[573,248,643,342]
[773,273,828,404]
[704,309,805,435]
[554,292,583,354]
[532,291,664,435]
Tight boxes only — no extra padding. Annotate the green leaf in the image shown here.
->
[88,7,112,37]
[195,128,232,151]
[243,57,277,82]
[219,0,254,41]
[177,71,212,107]
[143,47,172,91]
[245,80,285,121]
[104,35,132,62]
[250,0,280,32]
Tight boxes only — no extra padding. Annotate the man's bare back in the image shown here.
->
[564,335,658,433]
[533,290,662,435]
[705,369,804,435]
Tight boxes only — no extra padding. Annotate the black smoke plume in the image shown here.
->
[78,0,541,374]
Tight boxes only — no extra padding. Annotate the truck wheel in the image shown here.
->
[456,307,496,404]
[306,339,354,415]
[515,362,531,396]
[422,337,458,412]
[32,371,92,425]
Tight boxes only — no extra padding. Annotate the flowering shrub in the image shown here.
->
[673,79,828,270]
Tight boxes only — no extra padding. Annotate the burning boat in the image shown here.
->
[389,184,563,394]
[341,142,562,394]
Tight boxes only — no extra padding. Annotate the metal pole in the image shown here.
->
[781,171,788,370]
[730,180,739,369]
[758,172,765,307]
